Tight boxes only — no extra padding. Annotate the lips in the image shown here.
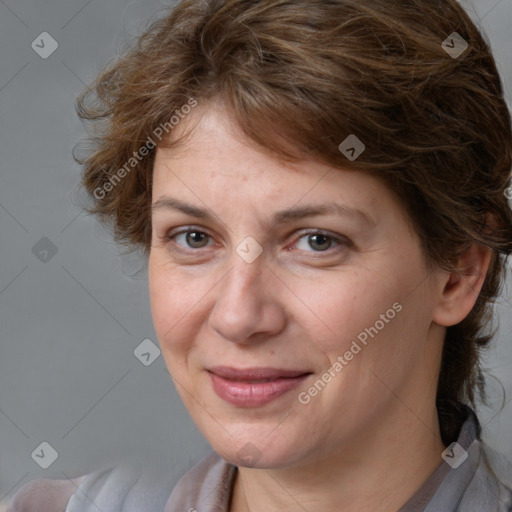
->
[208,366,312,407]
[209,366,309,380]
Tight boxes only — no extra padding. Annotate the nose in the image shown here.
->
[208,255,287,345]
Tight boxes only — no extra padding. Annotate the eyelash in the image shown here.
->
[162,226,350,256]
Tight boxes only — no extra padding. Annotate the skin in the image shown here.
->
[148,102,491,512]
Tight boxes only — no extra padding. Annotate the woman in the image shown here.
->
[9,0,512,510]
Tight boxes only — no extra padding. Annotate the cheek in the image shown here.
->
[301,262,426,387]
[148,257,200,353]
[294,271,400,355]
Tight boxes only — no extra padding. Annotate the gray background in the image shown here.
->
[0,0,511,505]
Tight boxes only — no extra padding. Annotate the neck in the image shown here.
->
[230,403,446,512]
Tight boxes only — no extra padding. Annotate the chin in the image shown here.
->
[207,429,307,469]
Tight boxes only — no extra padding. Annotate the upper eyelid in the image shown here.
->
[296,231,344,244]
[166,225,215,240]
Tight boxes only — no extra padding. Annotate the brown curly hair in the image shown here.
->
[75,0,512,444]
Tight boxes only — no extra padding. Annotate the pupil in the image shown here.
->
[187,231,207,248]
[309,234,331,251]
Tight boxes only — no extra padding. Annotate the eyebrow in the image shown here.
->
[151,197,375,227]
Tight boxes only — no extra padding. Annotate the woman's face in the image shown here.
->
[148,105,446,468]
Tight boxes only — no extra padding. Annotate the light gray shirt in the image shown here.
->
[9,407,512,512]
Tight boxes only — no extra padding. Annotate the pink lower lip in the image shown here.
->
[209,372,310,407]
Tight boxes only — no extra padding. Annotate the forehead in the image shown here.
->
[151,105,402,227]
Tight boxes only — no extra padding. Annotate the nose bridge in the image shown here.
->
[209,247,284,343]
[222,230,267,296]
[221,249,266,308]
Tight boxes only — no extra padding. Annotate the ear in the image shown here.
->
[432,241,493,327]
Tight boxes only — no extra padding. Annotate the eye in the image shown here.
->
[168,228,214,250]
[294,231,346,252]
[162,227,349,256]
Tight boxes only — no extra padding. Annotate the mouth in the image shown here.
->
[207,366,313,407]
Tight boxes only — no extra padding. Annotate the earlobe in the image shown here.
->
[432,242,493,327]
